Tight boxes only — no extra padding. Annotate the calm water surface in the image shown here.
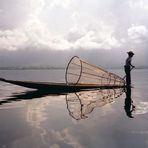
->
[0,69,148,148]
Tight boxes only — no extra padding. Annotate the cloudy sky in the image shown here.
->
[0,0,148,67]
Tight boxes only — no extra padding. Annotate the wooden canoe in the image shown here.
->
[0,78,125,93]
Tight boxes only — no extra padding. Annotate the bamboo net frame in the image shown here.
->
[65,56,125,86]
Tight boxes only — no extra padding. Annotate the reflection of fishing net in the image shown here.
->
[66,88,124,120]
[65,56,125,86]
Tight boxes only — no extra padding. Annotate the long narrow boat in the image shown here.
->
[0,78,125,93]
[0,56,126,93]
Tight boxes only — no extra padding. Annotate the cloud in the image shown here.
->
[0,29,27,50]
[0,8,3,13]
[0,18,120,51]
[0,0,32,29]
[128,25,148,43]
[0,0,122,51]
[0,0,148,67]
[48,0,72,9]
[128,0,148,10]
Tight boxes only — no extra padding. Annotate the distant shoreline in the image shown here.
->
[0,67,147,70]
[0,67,65,70]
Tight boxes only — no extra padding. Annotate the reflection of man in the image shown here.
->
[124,87,135,118]
[124,51,135,86]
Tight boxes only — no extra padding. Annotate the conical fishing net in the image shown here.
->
[65,56,125,86]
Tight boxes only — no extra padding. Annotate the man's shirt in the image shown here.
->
[125,57,132,67]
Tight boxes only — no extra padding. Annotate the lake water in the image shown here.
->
[0,69,148,148]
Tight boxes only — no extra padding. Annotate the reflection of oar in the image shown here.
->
[123,66,135,80]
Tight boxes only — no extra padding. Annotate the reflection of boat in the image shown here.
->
[0,86,124,120]
[0,89,55,105]
[0,56,125,93]
[66,88,124,120]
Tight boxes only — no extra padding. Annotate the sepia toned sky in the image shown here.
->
[0,0,148,67]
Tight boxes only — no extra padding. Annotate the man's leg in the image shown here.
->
[126,69,131,85]
[125,66,131,85]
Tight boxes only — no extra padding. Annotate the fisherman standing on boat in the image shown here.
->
[124,51,135,86]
